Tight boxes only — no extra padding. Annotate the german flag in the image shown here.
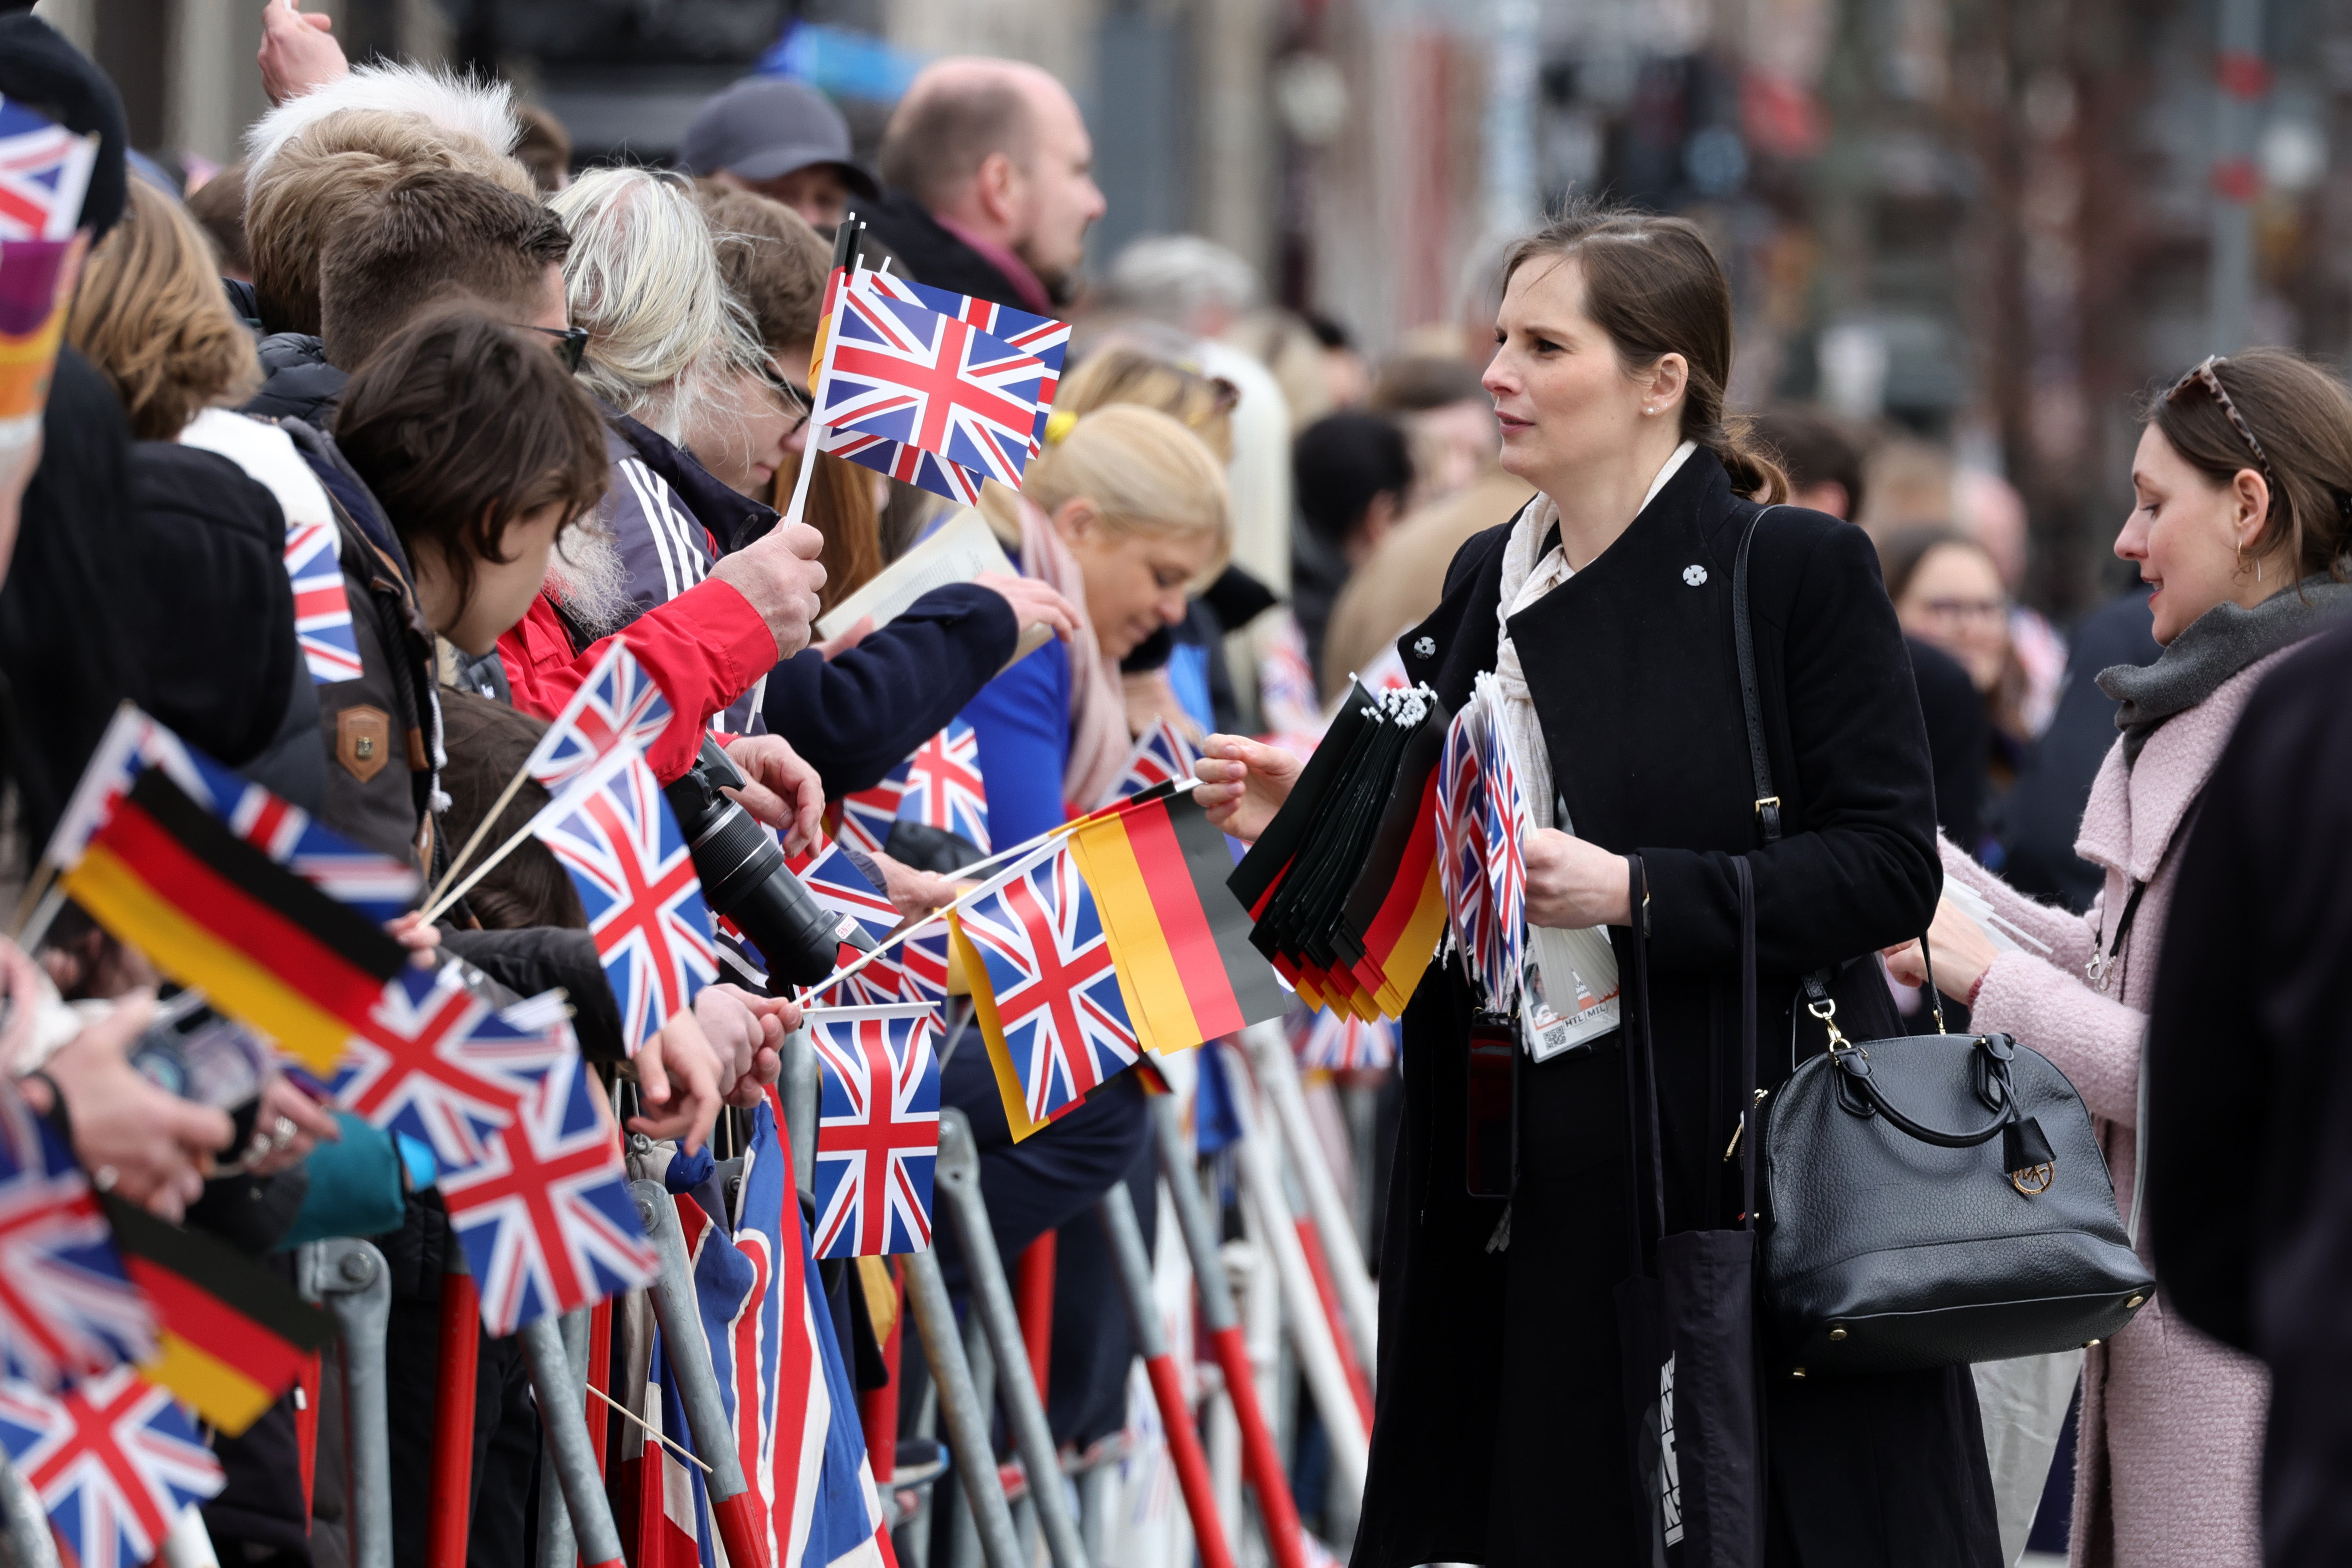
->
[59,768,406,1070]
[1066,791,1286,1057]
[1337,724,1449,1016]
[104,1196,337,1436]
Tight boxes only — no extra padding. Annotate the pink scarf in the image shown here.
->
[980,486,1130,810]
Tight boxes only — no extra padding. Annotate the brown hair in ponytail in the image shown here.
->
[2147,347,2352,585]
[1500,201,1787,503]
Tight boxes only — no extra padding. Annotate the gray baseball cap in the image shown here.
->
[677,77,879,194]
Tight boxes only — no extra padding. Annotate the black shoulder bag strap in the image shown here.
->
[1732,506,1783,847]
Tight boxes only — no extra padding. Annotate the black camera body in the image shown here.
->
[664,738,871,989]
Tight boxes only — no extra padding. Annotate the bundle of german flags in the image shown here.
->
[1228,683,1451,1021]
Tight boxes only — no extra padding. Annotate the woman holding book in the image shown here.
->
[1880,349,2352,1568]
[1199,206,1982,1565]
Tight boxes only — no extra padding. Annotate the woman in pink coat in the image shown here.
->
[1890,347,2352,1568]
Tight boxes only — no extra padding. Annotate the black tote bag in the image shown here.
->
[1615,854,1765,1568]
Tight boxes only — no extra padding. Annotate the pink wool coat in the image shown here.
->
[1942,652,2288,1568]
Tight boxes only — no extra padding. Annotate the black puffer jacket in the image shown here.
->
[242,333,348,425]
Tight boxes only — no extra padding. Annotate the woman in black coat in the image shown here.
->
[1200,208,1997,1567]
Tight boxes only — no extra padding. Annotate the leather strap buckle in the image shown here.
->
[1754,795,1781,818]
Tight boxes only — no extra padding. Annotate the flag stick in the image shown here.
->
[424,755,535,913]
[419,813,541,925]
[10,875,62,952]
[582,1380,713,1474]
[780,227,862,532]
[6,861,54,939]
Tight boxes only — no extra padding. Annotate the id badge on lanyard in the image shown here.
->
[1520,793,1623,1062]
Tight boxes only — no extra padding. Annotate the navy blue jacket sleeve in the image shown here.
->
[761,583,1020,795]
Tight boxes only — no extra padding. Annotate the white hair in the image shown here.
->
[1104,234,1263,325]
[245,62,521,193]
[547,167,765,441]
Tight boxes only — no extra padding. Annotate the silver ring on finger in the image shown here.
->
[270,1115,298,1149]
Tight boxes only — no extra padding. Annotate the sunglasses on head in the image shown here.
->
[2167,355,2276,489]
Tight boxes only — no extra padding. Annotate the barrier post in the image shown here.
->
[1220,1042,1370,1500]
[518,1316,626,1568]
[629,1180,768,1568]
[903,1249,1024,1568]
[424,1257,478,1568]
[1012,1234,1055,1405]
[1096,1183,1236,1568]
[301,1239,394,1568]
[0,1447,58,1568]
[1241,1022,1380,1374]
[1146,1095,1308,1568]
[933,1111,1090,1568]
[534,1309,591,1568]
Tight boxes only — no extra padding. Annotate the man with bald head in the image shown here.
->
[858,56,1106,313]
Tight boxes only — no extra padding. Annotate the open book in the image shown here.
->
[814,507,1055,666]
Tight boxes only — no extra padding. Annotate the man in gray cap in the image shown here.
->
[678,75,877,230]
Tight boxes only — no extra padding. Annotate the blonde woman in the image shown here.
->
[965,403,1232,842]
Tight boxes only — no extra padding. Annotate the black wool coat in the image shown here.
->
[1353,453,2000,1568]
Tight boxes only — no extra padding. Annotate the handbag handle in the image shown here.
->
[1830,1035,2021,1148]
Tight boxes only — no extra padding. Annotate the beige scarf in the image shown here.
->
[977,484,1132,809]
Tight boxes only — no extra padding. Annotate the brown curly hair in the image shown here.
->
[334,306,610,607]
[66,179,261,439]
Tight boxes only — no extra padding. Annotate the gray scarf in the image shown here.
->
[2098,574,2352,763]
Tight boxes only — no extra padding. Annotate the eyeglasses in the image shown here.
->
[761,360,812,439]
[531,325,591,374]
[2167,355,2276,489]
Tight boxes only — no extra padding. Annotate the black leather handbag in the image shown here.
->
[1729,509,2156,1375]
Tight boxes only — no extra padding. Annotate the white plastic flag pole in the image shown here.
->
[780,246,864,531]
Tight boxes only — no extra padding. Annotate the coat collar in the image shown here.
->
[2074,643,2300,882]
[608,406,779,553]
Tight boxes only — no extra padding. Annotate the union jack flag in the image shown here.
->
[954,849,1141,1126]
[284,519,361,684]
[833,761,907,859]
[800,842,899,949]
[329,966,570,1174]
[637,1102,891,1568]
[896,926,952,1008]
[441,1049,657,1336]
[1477,686,1533,1006]
[1100,716,1198,808]
[1435,701,1490,992]
[1286,1002,1397,1073]
[896,718,989,853]
[0,1369,223,1568]
[47,708,420,924]
[807,1009,940,1257]
[0,1085,149,1389]
[540,755,717,1054]
[842,270,1070,461]
[525,639,675,818]
[813,278,1047,505]
[0,100,97,242]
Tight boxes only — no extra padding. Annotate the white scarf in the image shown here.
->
[1492,441,1695,827]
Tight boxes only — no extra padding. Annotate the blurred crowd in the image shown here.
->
[7,1,2339,1564]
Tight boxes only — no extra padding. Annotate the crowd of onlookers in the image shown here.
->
[14,3,2352,1565]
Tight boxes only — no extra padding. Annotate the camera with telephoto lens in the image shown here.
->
[664,738,873,989]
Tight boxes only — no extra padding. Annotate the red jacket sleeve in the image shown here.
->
[496,578,777,783]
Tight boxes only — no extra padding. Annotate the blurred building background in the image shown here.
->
[64,0,2352,617]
